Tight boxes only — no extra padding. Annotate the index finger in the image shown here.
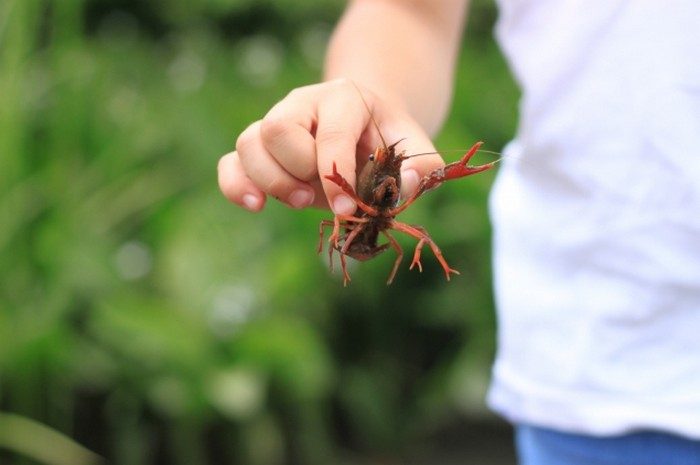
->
[315,80,370,215]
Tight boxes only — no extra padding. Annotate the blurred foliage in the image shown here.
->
[0,0,518,464]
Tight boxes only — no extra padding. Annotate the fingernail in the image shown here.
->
[332,194,355,215]
[402,169,420,196]
[289,189,314,209]
[242,193,262,211]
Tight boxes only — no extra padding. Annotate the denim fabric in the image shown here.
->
[516,424,700,465]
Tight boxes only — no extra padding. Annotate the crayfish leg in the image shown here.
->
[329,214,369,249]
[391,221,460,281]
[381,230,403,285]
[337,221,371,286]
[339,253,351,286]
[340,222,366,255]
[318,214,370,285]
[318,220,335,254]
[318,219,339,272]
[409,238,426,273]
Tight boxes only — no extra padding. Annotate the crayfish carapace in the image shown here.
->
[318,87,497,285]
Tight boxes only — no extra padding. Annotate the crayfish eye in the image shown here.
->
[368,153,375,161]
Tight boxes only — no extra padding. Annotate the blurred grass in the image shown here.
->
[0,0,518,464]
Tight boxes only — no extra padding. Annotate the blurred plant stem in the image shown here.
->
[0,412,104,465]
[0,0,39,188]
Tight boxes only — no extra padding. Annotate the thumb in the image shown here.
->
[388,123,445,198]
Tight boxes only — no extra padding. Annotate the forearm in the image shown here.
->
[324,0,469,136]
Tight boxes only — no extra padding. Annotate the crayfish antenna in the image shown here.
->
[350,80,389,152]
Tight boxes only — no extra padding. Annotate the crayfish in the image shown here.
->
[318,92,497,286]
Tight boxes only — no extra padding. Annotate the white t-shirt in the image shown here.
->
[488,0,700,438]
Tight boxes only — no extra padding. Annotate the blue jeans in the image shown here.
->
[516,425,700,465]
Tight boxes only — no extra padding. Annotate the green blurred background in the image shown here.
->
[0,0,519,463]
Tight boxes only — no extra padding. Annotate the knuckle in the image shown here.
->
[316,123,347,145]
[259,114,290,146]
[235,122,260,154]
[296,163,318,182]
[331,77,354,91]
[286,87,304,100]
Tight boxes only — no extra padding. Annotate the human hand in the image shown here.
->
[217,79,445,215]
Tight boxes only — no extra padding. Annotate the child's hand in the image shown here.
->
[217,79,445,215]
